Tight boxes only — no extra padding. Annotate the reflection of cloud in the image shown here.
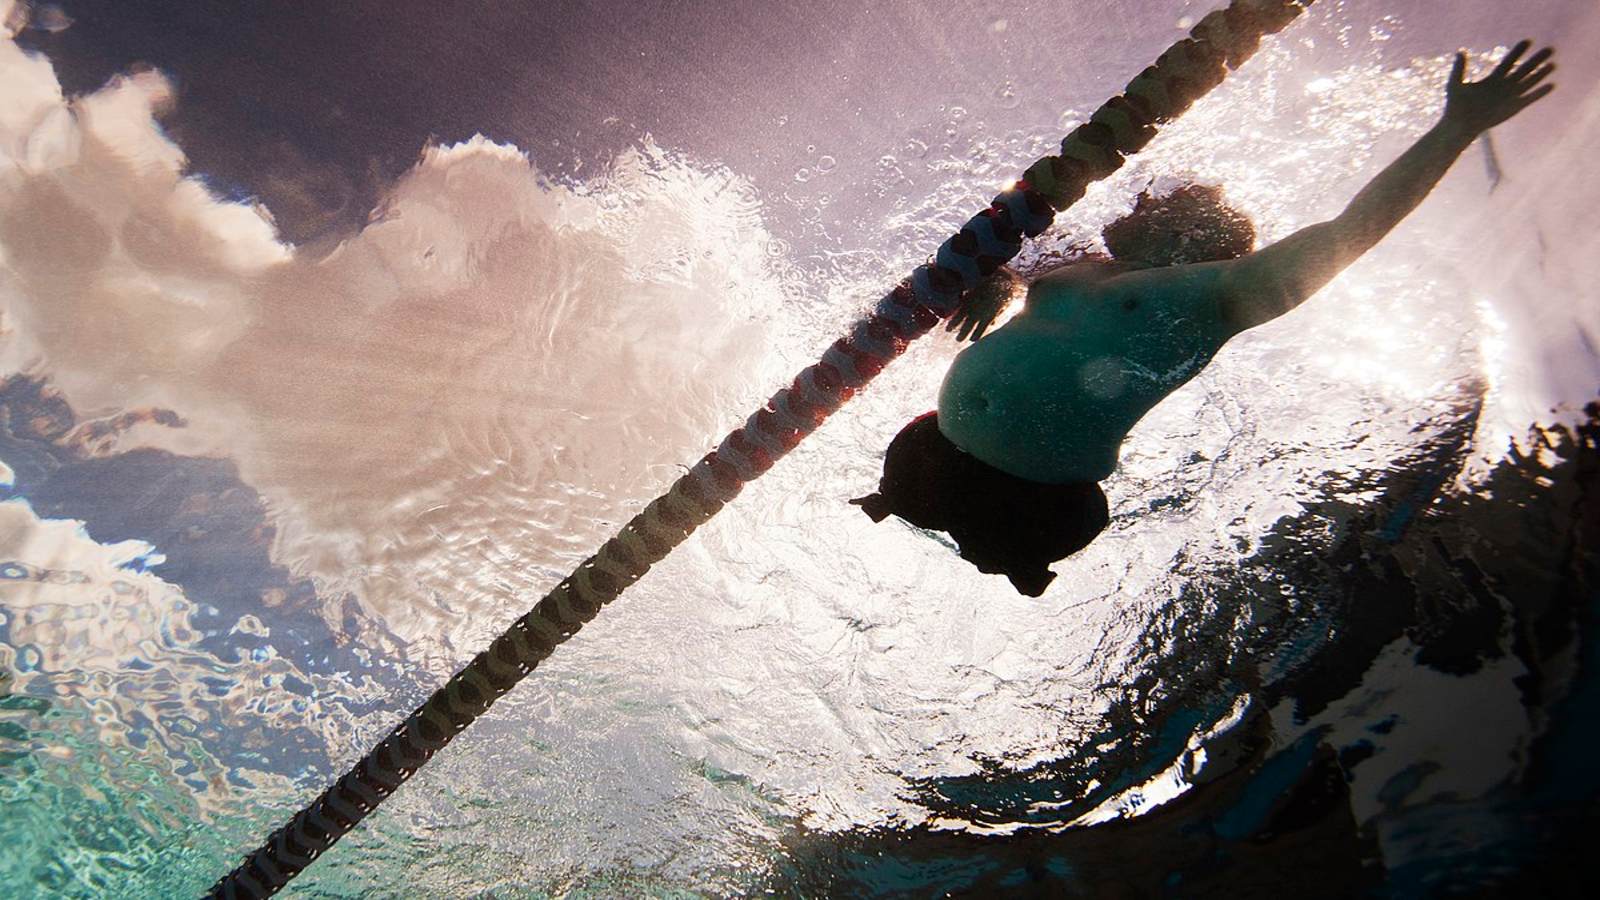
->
[0,22,801,663]
[0,375,420,893]
[4,4,1596,893]
[0,499,385,809]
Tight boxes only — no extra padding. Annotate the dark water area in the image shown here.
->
[5,367,1597,896]
[772,389,1600,898]
[5,0,1599,894]
[12,0,1011,246]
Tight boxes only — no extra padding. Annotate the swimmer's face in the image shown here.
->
[1102,184,1255,268]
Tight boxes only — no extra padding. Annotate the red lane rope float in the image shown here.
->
[208,2,1312,895]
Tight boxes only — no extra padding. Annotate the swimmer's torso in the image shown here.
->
[937,262,1236,483]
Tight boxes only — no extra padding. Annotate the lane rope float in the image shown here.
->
[209,2,1313,895]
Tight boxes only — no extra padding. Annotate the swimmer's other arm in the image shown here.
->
[1217,41,1555,333]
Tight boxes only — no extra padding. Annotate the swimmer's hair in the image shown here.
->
[1101,183,1255,267]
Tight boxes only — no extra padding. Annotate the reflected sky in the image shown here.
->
[2,0,1599,896]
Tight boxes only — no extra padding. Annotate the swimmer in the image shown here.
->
[853,42,1556,596]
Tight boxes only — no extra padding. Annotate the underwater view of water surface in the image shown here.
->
[2,0,1598,896]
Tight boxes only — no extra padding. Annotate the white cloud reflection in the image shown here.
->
[3,0,1599,892]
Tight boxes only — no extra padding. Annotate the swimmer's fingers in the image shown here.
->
[1525,61,1556,87]
[1509,47,1553,84]
[1445,43,1556,131]
[1513,83,1557,115]
[946,298,994,342]
[1489,39,1532,81]
[946,307,971,338]
[946,314,967,339]
[970,303,1000,341]
[1513,64,1556,105]
[953,309,990,342]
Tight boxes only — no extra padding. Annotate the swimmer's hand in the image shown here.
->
[946,270,1021,342]
[1444,41,1556,136]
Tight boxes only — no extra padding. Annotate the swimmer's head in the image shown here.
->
[1101,184,1255,267]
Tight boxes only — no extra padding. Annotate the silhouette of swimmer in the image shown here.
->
[854,42,1557,596]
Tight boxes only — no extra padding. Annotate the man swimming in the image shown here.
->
[852,41,1556,596]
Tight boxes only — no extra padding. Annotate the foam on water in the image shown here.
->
[2,0,1598,894]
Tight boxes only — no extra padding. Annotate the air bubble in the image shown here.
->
[816,155,837,173]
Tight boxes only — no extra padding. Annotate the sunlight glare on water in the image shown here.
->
[1,0,1597,894]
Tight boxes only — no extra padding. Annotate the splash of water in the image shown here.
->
[2,0,1598,893]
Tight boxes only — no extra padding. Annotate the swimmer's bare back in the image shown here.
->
[940,261,1235,482]
[938,41,1556,485]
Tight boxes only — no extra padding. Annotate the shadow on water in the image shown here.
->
[769,384,1600,898]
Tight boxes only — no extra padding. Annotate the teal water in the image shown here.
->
[3,0,1599,896]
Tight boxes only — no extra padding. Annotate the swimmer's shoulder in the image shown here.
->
[1023,260,1130,313]
[1087,259,1237,328]
[1028,259,1130,291]
[1021,258,1240,339]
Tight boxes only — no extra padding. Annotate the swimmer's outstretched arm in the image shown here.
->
[1218,41,1556,333]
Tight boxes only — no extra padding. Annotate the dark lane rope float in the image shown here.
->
[210,2,1312,895]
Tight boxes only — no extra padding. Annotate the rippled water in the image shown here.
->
[2,0,1598,896]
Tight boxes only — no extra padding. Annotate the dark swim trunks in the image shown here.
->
[851,412,1109,596]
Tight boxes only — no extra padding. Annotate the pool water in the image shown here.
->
[2,0,1598,896]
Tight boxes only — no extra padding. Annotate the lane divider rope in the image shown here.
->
[208,3,1312,895]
